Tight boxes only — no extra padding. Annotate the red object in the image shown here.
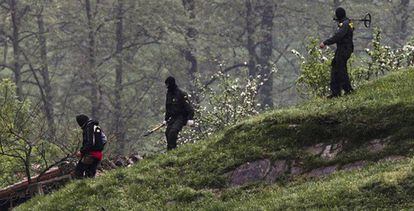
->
[89,151,103,161]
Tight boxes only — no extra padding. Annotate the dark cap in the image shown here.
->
[165,76,175,85]
[76,114,89,128]
[335,7,346,20]
[165,76,177,90]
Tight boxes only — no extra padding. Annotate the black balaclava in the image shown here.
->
[76,114,89,128]
[335,7,346,21]
[165,76,177,90]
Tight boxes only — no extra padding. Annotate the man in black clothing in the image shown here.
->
[74,114,104,178]
[320,7,354,98]
[164,76,195,150]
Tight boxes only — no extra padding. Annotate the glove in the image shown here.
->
[186,120,195,126]
[163,120,167,125]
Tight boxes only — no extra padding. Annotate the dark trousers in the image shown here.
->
[165,117,185,150]
[330,50,353,96]
[74,156,100,178]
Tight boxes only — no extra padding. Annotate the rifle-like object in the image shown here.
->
[334,13,371,28]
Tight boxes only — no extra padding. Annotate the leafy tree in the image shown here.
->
[0,79,77,186]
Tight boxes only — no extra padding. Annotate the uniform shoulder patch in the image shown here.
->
[349,22,354,30]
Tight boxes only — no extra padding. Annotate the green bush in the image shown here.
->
[292,37,333,97]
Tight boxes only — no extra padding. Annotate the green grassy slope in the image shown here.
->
[18,69,414,210]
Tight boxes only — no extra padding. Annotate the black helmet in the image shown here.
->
[335,7,346,20]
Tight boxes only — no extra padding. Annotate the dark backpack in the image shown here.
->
[182,91,194,120]
[92,125,107,151]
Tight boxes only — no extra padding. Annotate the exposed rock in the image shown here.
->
[368,139,388,153]
[230,159,271,186]
[305,143,325,156]
[226,153,406,187]
[265,160,288,183]
[341,161,367,171]
[306,165,338,178]
[290,160,303,176]
[321,142,343,160]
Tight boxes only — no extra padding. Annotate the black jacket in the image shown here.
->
[324,18,354,53]
[80,120,99,154]
[165,87,194,122]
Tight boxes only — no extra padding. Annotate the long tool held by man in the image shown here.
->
[334,13,371,28]
[142,123,166,137]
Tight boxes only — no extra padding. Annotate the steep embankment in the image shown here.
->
[18,69,414,210]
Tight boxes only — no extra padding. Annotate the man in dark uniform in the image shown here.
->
[164,76,195,150]
[320,7,354,98]
[74,114,104,178]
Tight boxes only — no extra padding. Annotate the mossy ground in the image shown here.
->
[18,69,414,210]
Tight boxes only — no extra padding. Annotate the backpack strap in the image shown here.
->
[93,125,101,146]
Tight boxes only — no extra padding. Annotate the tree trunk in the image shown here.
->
[114,0,126,153]
[25,160,31,184]
[245,0,256,77]
[258,0,275,108]
[24,147,32,184]
[10,0,23,99]
[181,0,198,101]
[85,0,99,119]
[37,10,56,139]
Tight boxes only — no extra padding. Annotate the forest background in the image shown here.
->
[0,0,413,188]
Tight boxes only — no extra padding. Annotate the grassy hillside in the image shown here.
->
[18,69,414,210]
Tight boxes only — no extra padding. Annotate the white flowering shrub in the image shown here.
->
[365,28,395,77]
[365,28,414,79]
[179,67,275,144]
[403,38,414,67]
[292,37,333,97]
